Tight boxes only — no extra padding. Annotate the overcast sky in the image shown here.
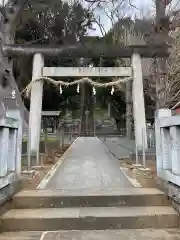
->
[88,0,152,36]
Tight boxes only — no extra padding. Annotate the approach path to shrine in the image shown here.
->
[45,137,133,189]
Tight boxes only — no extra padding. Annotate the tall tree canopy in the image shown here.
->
[13,0,95,111]
[15,0,94,44]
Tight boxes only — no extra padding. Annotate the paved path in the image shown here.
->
[46,137,132,189]
[102,137,135,159]
[103,137,156,160]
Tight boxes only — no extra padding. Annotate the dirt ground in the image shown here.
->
[21,145,70,190]
[120,158,158,188]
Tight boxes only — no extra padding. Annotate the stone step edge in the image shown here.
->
[0,229,180,239]
[14,188,164,198]
[1,206,178,231]
[1,206,177,219]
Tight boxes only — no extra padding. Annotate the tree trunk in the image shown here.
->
[155,0,169,109]
[126,81,133,139]
[79,82,94,136]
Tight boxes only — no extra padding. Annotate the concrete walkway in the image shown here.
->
[46,137,133,189]
[103,137,156,161]
[102,137,135,159]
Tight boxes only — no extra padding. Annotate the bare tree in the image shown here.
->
[166,9,180,109]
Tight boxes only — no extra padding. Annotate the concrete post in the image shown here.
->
[161,127,171,170]
[6,109,23,175]
[0,127,9,177]
[8,129,17,172]
[29,54,44,157]
[170,126,180,175]
[131,53,147,151]
[155,108,171,177]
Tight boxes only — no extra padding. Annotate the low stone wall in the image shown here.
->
[0,174,22,214]
[157,178,180,216]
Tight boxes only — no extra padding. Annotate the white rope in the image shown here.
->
[22,76,133,98]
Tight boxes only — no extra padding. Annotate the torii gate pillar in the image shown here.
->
[29,53,44,159]
[132,53,147,151]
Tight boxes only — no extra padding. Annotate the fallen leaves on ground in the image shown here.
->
[120,159,158,188]
[21,145,70,190]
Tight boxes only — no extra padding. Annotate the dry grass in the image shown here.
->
[21,145,70,190]
[120,158,158,188]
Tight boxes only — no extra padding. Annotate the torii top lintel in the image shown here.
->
[3,43,169,58]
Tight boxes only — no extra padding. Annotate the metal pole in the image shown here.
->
[59,129,62,148]
[27,127,31,170]
[94,96,96,136]
[71,126,72,142]
[135,141,139,165]
[69,126,72,142]
[62,128,64,148]
[149,128,152,149]
[36,134,40,166]
[86,113,88,135]
[78,122,81,136]
[142,128,146,169]
[69,126,70,141]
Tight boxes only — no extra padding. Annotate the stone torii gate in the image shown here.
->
[3,43,169,161]
[28,52,147,158]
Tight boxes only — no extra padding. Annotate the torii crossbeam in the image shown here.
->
[3,43,169,58]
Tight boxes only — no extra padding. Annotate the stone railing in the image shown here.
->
[155,108,180,186]
[0,116,22,205]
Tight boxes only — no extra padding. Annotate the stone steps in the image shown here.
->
[0,137,178,237]
[79,132,95,137]
[13,188,169,208]
[1,229,180,240]
[1,206,178,231]
[79,123,95,136]
[0,188,179,235]
[0,231,42,240]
